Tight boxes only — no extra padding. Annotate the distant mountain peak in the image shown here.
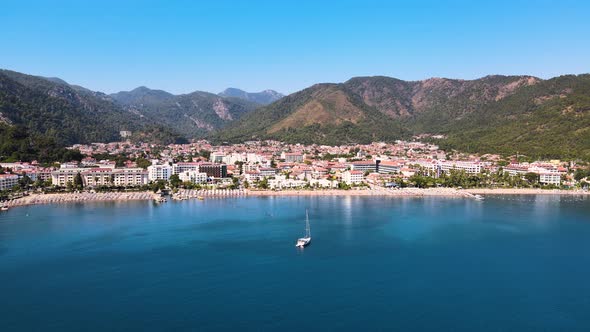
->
[218,88,284,105]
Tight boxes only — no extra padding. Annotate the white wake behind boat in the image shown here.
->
[296,209,312,248]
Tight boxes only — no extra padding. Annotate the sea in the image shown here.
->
[1,195,590,331]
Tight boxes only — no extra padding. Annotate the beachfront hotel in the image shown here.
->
[148,164,173,181]
[0,174,19,190]
[342,170,364,185]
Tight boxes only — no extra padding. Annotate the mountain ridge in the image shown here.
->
[214,74,590,159]
[218,87,284,105]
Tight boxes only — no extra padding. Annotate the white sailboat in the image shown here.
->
[296,209,312,248]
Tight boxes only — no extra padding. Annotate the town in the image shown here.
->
[2,136,590,203]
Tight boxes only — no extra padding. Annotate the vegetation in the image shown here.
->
[110,86,260,138]
[0,124,84,162]
[212,84,408,144]
[214,74,590,160]
[0,70,185,161]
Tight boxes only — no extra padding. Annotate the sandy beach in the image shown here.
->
[2,191,159,208]
[247,187,467,197]
[465,188,590,195]
[2,187,588,209]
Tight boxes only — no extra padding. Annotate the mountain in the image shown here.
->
[215,74,590,159]
[214,83,408,145]
[438,74,590,160]
[0,70,184,162]
[111,87,260,137]
[218,88,284,105]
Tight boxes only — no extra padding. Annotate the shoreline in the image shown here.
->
[2,188,588,209]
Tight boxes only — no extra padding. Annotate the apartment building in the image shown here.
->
[349,161,377,173]
[172,162,200,174]
[82,168,114,187]
[282,152,304,163]
[198,163,227,178]
[178,170,208,184]
[0,174,19,190]
[113,168,148,186]
[147,164,172,181]
[51,168,86,187]
[342,170,364,185]
[439,161,482,174]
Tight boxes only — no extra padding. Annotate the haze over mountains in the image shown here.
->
[1,68,590,161]
[218,88,284,105]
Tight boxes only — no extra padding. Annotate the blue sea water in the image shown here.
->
[1,195,590,331]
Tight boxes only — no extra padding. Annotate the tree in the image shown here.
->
[136,158,151,169]
[169,174,182,188]
[19,174,33,190]
[258,177,269,189]
[524,172,540,185]
[73,172,84,190]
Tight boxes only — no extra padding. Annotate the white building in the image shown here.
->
[378,161,402,174]
[210,152,225,163]
[309,178,338,189]
[244,171,261,183]
[172,162,200,174]
[440,161,482,174]
[147,164,172,181]
[80,168,148,187]
[178,170,208,184]
[82,168,113,187]
[349,161,377,173]
[282,153,304,163]
[259,167,277,177]
[539,172,561,185]
[342,170,364,185]
[113,168,148,186]
[51,168,86,187]
[268,175,307,189]
[0,174,19,190]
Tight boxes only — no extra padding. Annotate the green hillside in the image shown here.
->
[0,70,183,161]
[215,74,590,159]
[213,84,408,145]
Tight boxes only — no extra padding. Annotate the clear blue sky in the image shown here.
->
[1,0,589,95]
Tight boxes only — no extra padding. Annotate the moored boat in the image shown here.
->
[296,209,312,248]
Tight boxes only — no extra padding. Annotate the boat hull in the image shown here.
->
[296,237,311,248]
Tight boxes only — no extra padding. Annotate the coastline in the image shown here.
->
[465,188,590,195]
[2,188,588,209]
[2,192,160,208]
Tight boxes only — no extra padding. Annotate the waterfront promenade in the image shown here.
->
[3,187,588,210]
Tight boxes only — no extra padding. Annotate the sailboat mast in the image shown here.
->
[305,209,311,238]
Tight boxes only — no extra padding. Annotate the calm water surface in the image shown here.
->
[1,195,590,331]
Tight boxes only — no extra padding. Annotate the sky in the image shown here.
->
[1,0,589,95]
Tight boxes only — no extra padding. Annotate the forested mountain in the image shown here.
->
[0,70,183,161]
[110,87,260,137]
[218,88,284,105]
[214,74,590,159]
[2,68,589,161]
[214,83,408,145]
[439,75,590,160]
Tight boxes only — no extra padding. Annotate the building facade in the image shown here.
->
[148,164,172,181]
[0,174,19,190]
[198,163,227,178]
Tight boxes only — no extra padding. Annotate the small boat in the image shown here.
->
[197,196,204,201]
[0,206,8,211]
[296,209,312,248]
[474,194,484,201]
